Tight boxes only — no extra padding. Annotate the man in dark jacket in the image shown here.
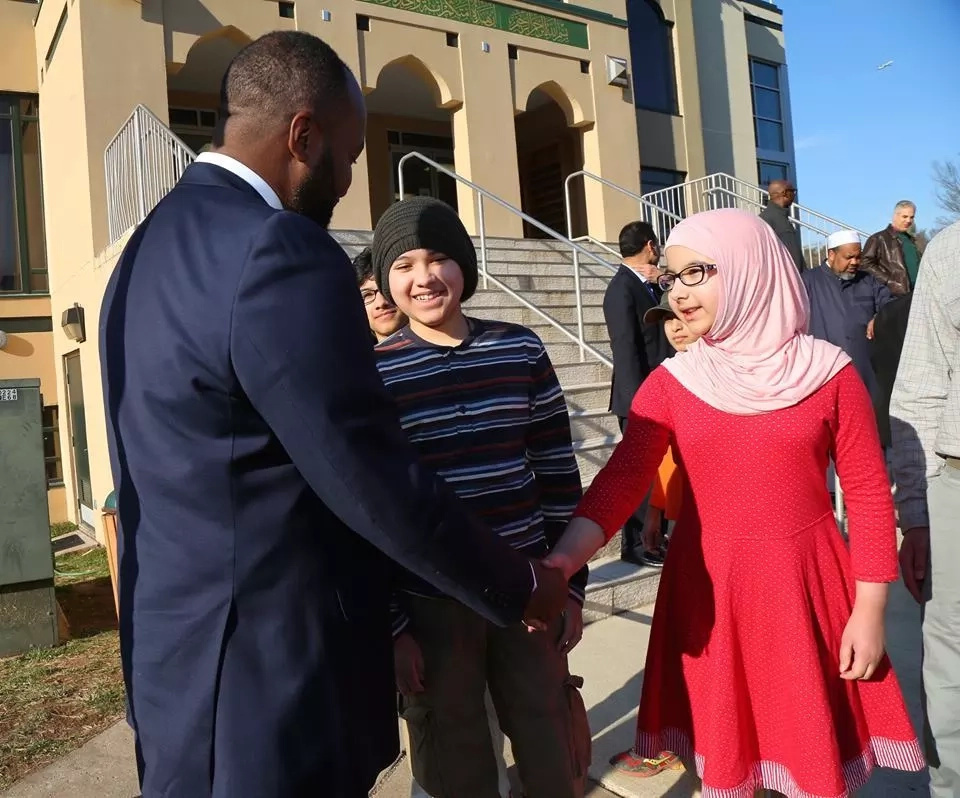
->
[759,179,806,272]
[870,292,912,449]
[862,200,923,295]
[801,230,893,398]
[602,221,671,566]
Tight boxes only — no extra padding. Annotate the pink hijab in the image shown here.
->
[661,209,851,415]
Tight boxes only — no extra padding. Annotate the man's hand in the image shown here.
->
[394,632,425,696]
[866,317,876,340]
[523,559,568,631]
[557,598,584,655]
[899,526,930,604]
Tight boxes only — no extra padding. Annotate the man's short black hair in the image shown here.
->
[352,247,373,287]
[618,221,658,258]
[214,31,350,146]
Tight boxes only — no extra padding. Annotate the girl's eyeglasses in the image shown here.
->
[657,263,717,292]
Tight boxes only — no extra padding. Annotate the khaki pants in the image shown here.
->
[405,689,510,798]
[924,467,960,797]
[399,595,585,798]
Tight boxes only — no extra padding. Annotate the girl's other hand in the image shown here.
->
[839,605,885,680]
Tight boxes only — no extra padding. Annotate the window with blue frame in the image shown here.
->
[0,94,47,294]
[749,58,785,153]
[627,0,678,115]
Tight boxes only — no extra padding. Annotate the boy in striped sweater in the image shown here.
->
[372,197,589,798]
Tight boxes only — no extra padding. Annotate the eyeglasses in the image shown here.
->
[657,263,717,292]
[360,288,382,306]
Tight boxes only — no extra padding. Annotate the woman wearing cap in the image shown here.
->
[545,209,924,797]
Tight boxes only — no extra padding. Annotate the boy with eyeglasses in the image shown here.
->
[354,246,408,341]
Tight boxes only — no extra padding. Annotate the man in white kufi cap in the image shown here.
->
[800,230,895,399]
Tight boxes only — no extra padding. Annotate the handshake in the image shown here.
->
[522,552,577,631]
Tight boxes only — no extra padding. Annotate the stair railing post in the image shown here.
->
[564,173,587,362]
[477,192,488,289]
[133,108,148,225]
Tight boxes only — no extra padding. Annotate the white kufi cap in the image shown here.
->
[827,230,860,250]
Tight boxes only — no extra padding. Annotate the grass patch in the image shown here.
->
[0,631,124,791]
[0,546,123,790]
[49,521,78,540]
[55,547,110,586]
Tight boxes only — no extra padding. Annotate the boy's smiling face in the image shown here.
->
[388,249,465,329]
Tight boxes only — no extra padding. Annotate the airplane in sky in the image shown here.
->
[877,60,894,71]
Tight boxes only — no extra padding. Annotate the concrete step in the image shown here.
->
[469,288,607,309]
[574,434,619,485]
[562,383,612,413]
[569,408,620,440]
[468,303,608,327]
[553,362,611,387]
[530,322,609,345]
[486,272,612,293]
[582,556,662,624]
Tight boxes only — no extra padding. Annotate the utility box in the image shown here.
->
[0,378,58,657]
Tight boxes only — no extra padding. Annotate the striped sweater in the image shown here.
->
[375,317,588,637]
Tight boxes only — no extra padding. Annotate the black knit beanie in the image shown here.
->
[372,197,478,304]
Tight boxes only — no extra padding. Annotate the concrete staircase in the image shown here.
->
[334,230,663,620]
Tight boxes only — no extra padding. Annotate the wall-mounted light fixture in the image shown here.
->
[321,9,331,21]
[61,303,86,343]
[606,55,629,87]
[481,41,491,53]
[0,330,7,350]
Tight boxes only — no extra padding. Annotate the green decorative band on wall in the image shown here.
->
[360,0,590,49]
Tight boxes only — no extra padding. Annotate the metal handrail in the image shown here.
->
[398,151,614,366]
[570,235,619,260]
[562,170,684,348]
[105,104,196,244]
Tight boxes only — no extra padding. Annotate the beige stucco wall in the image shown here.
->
[691,0,758,181]
[0,296,67,522]
[0,1,39,92]
[48,236,129,540]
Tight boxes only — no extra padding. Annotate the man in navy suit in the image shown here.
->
[99,32,567,798]
[602,221,671,567]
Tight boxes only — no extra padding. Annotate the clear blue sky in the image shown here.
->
[783,0,960,234]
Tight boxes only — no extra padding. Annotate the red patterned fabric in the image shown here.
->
[576,365,924,797]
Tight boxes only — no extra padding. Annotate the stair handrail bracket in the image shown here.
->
[105,104,197,244]
[397,151,614,366]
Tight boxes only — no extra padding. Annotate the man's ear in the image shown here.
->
[287,111,316,165]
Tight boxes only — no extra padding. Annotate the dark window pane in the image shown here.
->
[751,60,779,89]
[0,96,13,116]
[20,118,47,283]
[45,459,63,483]
[0,117,22,293]
[279,2,294,18]
[18,97,39,117]
[640,167,686,196]
[169,108,198,126]
[752,87,781,121]
[755,119,784,151]
[198,110,217,128]
[627,0,677,114]
[758,160,788,187]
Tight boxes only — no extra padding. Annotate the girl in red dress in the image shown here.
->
[547,209,924,797]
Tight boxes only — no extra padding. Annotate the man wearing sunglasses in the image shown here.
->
[759,179,806,273]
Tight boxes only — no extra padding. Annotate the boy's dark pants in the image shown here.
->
[400,595,585,798]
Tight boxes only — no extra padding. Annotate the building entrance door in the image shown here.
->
[389,132,458,210]
[64,352,95,528]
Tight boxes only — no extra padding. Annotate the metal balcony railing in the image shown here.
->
[105,105,196,244]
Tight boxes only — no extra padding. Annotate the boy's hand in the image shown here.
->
[899,526,929,604]
[557,599,584,654]
[839,605,885,681]
[394,633,425,695]
[523,559,568,631]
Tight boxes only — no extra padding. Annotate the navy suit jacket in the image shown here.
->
[602,265,670,418]
[99,162,535,798]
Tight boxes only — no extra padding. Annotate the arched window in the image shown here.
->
[626,0,678,115]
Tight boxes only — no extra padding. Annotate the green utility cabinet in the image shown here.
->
[0,378,58,657]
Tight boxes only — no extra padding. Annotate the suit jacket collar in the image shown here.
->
[179,161,280,208]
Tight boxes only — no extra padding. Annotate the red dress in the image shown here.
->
[575,365,924,797]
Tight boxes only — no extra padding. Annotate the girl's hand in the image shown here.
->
[839,605,886,680]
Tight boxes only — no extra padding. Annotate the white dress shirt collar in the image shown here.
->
[195,151,283,211]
